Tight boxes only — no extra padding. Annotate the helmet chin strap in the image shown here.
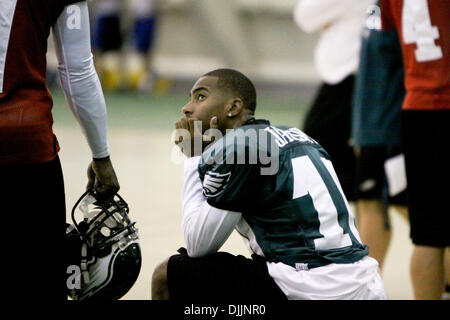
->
[81,243,90,284]
[79,193,100,285]
[80,194,97,220]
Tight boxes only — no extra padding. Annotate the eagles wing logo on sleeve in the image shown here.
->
[202,171,231,198]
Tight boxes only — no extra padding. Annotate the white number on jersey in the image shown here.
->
[291,155,361,251]
[0,0,18,93]
[402,0,443,62]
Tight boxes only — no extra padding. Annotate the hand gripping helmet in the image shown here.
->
[65,190,142,300]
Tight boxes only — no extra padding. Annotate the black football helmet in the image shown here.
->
[65,190,141,300]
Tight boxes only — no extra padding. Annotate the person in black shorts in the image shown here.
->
[351,2,408,272]
[381,0,450,300]
[354,146,408,271]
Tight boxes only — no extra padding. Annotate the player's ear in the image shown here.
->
[226,97,243,118]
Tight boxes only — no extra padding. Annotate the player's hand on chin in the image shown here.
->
[174,116,219,157]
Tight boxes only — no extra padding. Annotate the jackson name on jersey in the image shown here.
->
[198,119,368,270]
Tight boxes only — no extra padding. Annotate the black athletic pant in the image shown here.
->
[1,156,66,301]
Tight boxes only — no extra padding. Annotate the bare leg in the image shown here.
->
[356,199,391,271]
[391,205,409,222]
[410,245,445,300]
[151,258,170,300]
[443,248,450,299]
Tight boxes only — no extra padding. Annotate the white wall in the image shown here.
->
[48,0,320,84]
[150,0,320,83]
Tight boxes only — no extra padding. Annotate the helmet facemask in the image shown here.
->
[66,190,141,300]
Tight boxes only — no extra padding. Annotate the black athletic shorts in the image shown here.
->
[167,248,287,301]
[402,110,450,247]
[0,156,66,300]
[303,75,357,201]
[355,145,407,206]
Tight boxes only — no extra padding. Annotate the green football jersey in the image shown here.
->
[351,1,405,147]
[198,119,368,269]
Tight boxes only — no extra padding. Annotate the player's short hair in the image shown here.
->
[203,68,257,112]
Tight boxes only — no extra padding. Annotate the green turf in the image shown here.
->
[50,88,310,131]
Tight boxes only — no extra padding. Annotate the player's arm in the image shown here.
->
[182,156,242,258]
[293,0,355,32]
[52,1,119,202]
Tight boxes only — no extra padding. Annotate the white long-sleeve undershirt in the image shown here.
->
[182,156,242,258]
[52,1,109,159]
[181,156,384,300]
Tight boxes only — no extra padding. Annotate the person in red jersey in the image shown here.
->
[0,0,120,300]
[381,0,449,300]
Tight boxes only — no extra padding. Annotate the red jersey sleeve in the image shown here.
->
[0,0,88,165]
[380,0,398,30]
